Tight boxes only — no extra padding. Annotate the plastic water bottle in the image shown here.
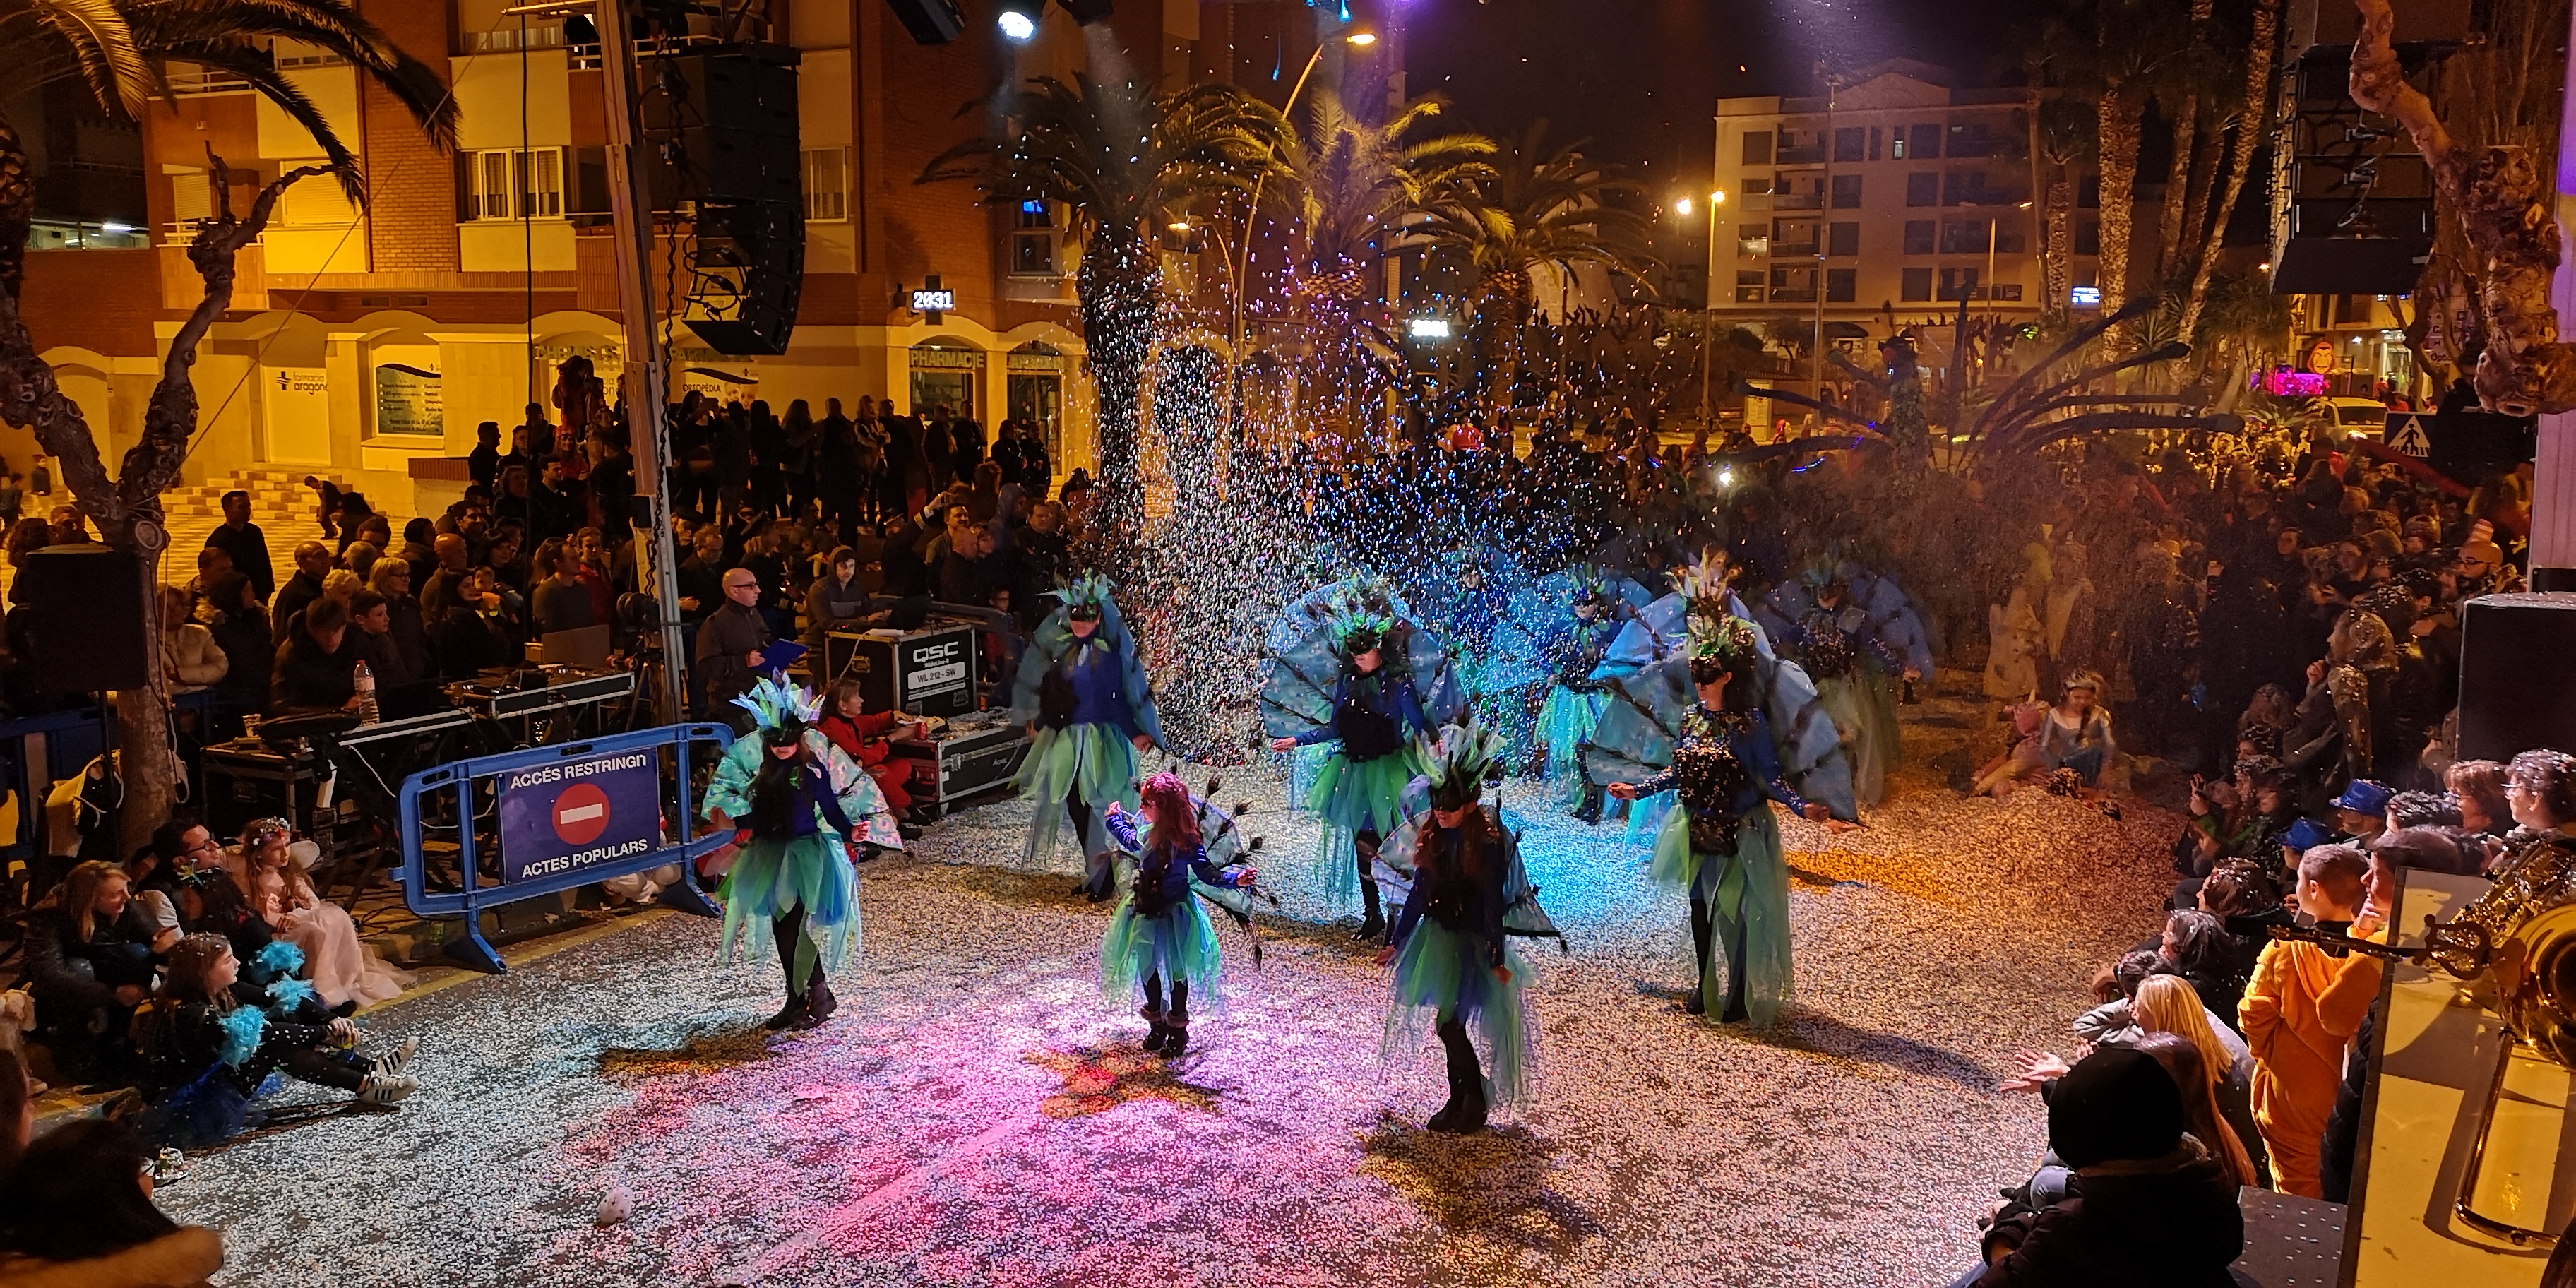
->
[354,660,380,725]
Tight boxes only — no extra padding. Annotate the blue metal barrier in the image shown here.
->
[396,722,732,973]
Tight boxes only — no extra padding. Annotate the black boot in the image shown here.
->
[768,914,815,1030]
[1432,1020,1487,1134]
[793,971,837,1030]
[1160,1004,1190,1058]
[1140,1003,1169,1053]
[763,994,807,1031]
[1573,785,1603,825]
[1686,893,1715,1018]
[1354,839,1387,941]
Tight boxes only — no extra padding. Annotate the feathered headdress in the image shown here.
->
[732,674,823,738]
[1568,565,1615,609]
[1424,719,1505,811]
[1051,571,1115,621]
[1678,555,1737,628]
[1315,580,1401,660]
[1690,612,1760,672]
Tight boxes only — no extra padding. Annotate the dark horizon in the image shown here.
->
[1401,0,2057,180]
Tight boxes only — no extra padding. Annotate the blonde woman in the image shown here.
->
[157,584,228,696]
[2134,974,2267,1190]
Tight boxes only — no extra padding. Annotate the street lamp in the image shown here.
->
[1236,24,1377,401]
[1693,190,1725,433]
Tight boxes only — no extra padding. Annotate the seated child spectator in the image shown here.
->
[131,933,419,1147]
[815,677,928,827]
[1965,1047,2244,1287]
[2241,842,2378,1198]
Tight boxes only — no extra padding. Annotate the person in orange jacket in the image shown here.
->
[2238,842,2380,1198]
[818,677,927,835]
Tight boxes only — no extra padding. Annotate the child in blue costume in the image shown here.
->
[1099,772,1257,1058]
[1607,617,1831,1027]
[703,676,902,1031]
[1378,722,1535,1133]
[1269,615,1436,941]
[1013,573,1163,901]
[1534,571,1634,823]
[1760,560,1934,809]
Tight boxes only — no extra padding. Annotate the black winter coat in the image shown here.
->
[1974,1149,2245,1288]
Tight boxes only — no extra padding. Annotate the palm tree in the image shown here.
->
[0,0,456,849]
[1407,120,1654,410]
[2032,96,2095,328]
[1263,93,1492,437]
[923,75,1291,526]
[2175,0,2280,345]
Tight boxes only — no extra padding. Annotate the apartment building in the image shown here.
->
[1707,62,2079,380]
[12,0,1400,512]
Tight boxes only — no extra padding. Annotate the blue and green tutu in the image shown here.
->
[1814,669,1899,807]
[1650,802,1792,1030]
[717,833,859,985]
[1381,921,1537,1107]
[1302,744,1428,907]
[1100,897,1224,1009]
[1017,721,1141,862]
[1537,684,1606,809]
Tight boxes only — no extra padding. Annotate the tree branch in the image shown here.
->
[2351,0,2576,415]
[119,155,337,515]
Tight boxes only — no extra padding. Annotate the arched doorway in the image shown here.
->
[1006,341,1064,468]
[908,337,985,420]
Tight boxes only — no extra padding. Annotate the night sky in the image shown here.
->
[1402,0,2059,178]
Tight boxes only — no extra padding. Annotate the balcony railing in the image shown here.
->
[1771,193,1823,211]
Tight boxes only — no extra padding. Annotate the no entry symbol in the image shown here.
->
[552,781,612,846]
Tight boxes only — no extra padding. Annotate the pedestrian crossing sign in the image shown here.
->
[2384,414,2432,458]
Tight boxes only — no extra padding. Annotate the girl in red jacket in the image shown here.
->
[818,678,926,832]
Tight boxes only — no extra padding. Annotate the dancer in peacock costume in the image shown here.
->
[1755,556,1935,809]
[1375,721,1543,1133]
[1503,566,1652,822]
[1588,614,1849,1029]
[1099,771,1264,1058]
[1260,577,1462,939]
[1590,552,1856,842]
[1012,573,1164,900]
[1414,547,1537,769]
[702,676,902,1031]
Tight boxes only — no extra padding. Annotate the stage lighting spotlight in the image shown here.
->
[996,0,1042,40]
[1347,30,1376,46]
[1061,0,1112,24]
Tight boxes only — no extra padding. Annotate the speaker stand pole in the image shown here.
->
[503,0,688,722]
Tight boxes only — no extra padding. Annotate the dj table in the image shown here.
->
[445,666,635,745]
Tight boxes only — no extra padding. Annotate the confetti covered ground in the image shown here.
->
[157,688,2184,1287]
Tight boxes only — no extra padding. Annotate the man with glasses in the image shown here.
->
[695,568,773,732]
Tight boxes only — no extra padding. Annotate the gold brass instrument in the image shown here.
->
[2271,833,2576,1245]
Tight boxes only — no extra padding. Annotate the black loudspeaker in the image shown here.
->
[18,545,150,692]
[686,196,805,355]
[2457,592,2576,762]
[883,0,967,44]
[640,43,806,357]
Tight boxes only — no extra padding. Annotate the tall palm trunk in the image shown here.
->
[2179,0,2281,344]
[0,119,32,303]
[0,158,327,852]
[1078,229,1161,527]
[2157,0,2217,280]
[2157,109,2197,278]
[2095,80,2145,345]
[2043,169,2075,328]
